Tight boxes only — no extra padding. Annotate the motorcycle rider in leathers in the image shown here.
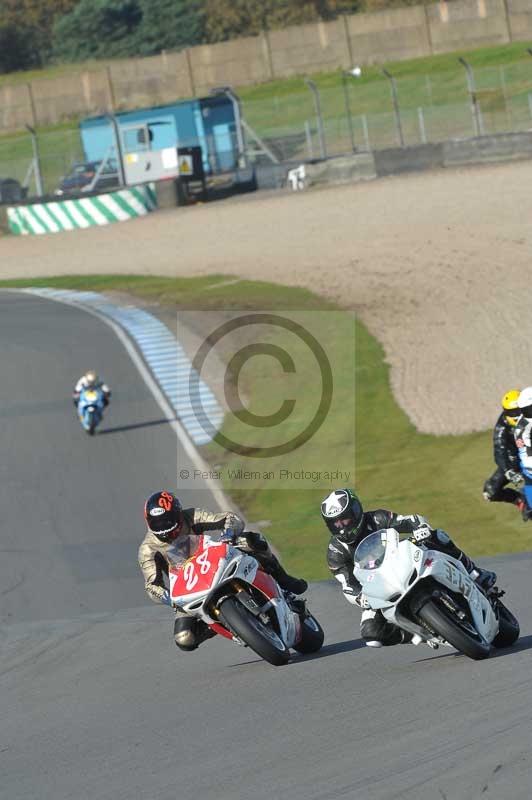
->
[321,488,497,648]
[139,490,308,652]
[72,370,111,408]
[512,386,532,521]
[483,389,525,514]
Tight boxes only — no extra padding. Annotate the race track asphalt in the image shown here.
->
[1,292,531,800]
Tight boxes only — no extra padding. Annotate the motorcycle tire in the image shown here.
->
[492,601,520,648]
[88,411,99,436]
[293,614,324,654]
[418,599,491,660]
[218,596,290,666]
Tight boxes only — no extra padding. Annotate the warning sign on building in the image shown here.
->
[178,155,193,175]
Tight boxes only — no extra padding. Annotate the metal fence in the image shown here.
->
[2,60,532,199]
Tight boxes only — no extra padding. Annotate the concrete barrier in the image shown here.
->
[374,143,445,176]
[443,131,532,166]
[285,131,532,193]
[287,153,376,190]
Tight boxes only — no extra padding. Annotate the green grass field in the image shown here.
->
[2,273,531,578]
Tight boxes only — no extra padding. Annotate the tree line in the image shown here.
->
[0,0,426,74]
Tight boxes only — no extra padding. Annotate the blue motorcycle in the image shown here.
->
[77,387,105,435]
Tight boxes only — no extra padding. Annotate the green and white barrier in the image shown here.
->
[7,184,157,235]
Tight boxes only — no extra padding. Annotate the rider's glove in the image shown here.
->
[352,592,371,609]
[220,528,235,543]
[505,469,522,485]
[411,526,432,543]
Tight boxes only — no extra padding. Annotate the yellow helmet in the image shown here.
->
[502,389,521,426]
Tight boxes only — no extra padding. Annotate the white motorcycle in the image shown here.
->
[353,529,520,660]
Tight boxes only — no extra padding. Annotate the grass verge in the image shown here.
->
[2,273,531,578]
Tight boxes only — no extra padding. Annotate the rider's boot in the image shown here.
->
[276,570,308,596]
[459,553,497,591]
[259,552,308,595]
[434,532,497,591]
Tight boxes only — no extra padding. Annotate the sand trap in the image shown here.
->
[2,160,531,434]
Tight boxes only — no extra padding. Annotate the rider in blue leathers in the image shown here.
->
[73,370,111,409]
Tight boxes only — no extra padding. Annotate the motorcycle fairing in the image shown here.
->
[355,529,498,645]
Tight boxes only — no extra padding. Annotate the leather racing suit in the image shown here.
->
[483,413,521,505]
[513,418,532,511]
[327,509,480,647]
[138,508,303,651]
[73,376,111,407]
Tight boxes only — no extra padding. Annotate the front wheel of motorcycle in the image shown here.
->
[417,599,491,660]
[492,601,520,648]
[218,596,290,666]
[86,412,96,435]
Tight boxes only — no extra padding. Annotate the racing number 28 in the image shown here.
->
[183,550,212,591]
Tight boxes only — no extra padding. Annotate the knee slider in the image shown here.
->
[174,618,198,651]
[483,482,495,501]
[174,629,197,651]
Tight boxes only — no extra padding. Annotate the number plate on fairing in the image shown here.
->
[170,537,227,600]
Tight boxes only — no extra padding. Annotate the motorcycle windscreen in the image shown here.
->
[354,531,413,603]
[354,531,387,570]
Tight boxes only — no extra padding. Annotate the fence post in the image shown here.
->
[105,66,116,112]
[185,49,196,97]
[417,107,427,143]
[423,2,434,55]
[458,57,482,137]
[342,72,356,152]
[304,78,327,159]
[304,120,314,159]
[341,15,354,69]
[25,125,43,196]
[261,30,275,80]
[26,83,38,128]
[361,114,370,151]
[502,0,513,43]
[382,69,404,147]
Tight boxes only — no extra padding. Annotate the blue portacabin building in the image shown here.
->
[80,90,245,186]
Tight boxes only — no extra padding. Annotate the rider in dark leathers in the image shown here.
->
[483,390,523,509]
[322,489,496,648]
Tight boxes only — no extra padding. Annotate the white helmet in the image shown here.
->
[517,387,532,419]
[84,370,98,386]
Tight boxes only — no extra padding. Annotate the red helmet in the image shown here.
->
[144,491,183,542]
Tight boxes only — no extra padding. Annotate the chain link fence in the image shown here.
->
[242,61,532,162]
[2,61,532,199]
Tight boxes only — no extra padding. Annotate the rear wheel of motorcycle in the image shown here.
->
[418,599,491,660]
[218,596,290,666]
[293,614,324,654]
[492,601,520,648]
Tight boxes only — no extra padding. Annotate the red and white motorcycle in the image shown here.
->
[168,534,324,666]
